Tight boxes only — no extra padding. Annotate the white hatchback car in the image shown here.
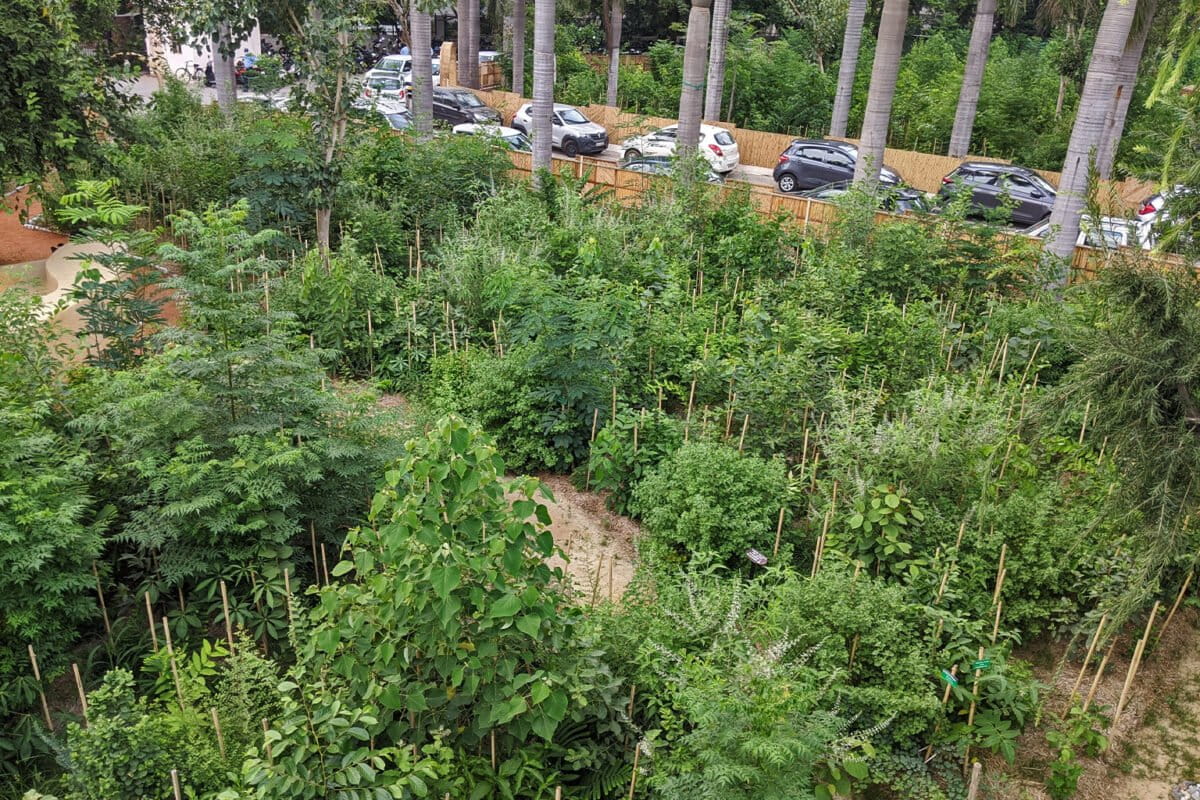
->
[510,103,609,157]
[620,124,740,173]
[1024,214,1152,250]
[452,123,532,152]
[365,55,441,87]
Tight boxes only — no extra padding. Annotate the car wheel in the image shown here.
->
[777,173,798,193]
[563,138,579,158]
[624,149,641,161]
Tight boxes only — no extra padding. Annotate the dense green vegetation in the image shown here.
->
[2,78,1198,798]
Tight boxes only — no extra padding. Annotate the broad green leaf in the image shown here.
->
[429,565,461,600]
[491,593,521,617]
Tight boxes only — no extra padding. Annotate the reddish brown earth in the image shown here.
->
[1,189,66,265]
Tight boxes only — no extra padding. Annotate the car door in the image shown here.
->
[1001,174,1050,226]
[963,168,1002,214]
[431,92,452,123]
[821,147,856,184]
[551,111,565,148]
[648,127,677,157]
[795,147,830,188]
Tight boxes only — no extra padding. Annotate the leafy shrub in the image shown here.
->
[578,408,683,515]
[631,442,788,565]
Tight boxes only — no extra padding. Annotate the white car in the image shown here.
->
[365,55,441,87]
[510,103,609,157]
[620,124,740,174]
[362,75,406,102]
[1024,215,1152,250]
[452,123,532,152]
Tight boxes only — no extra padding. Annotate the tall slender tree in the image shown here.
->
[602,0,624,107]
[829,0,868,137]
[457,0,469,85]
[704,0,730,120]
[947,0,998,157]
[852,0,909,188]
[512,0,526,93]
[678,0,713,165]
[409,0,435,134]
[465,0,481,87]
[1044,0,1142,265]
[531,0,555,178]
[1095,0,1158,178]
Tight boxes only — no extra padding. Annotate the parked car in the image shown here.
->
[620,156,724,184]
[772,139,902,194]
[620,124,740,173]
[797,180,931,214]
[1023,214,1151,250]
[351,97,413,130]
[937,162,1056,226]
[365,54,412,82]
[431,87,501,125]
[451,123,531,152]
[509,103,608,156]
[362,75,406,102]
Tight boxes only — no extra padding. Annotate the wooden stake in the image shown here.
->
[92,562,111,636]
[72,662,88,723]
[1068,614,1108,702]
[162,617,185,708]
[1078,399,1091,445]
[923,665,958,761]
[992,544,1008,607]
[591,554,605,607]
[171,769,183,800]
[990,601,1003,645]
[1112,601,1160,729]
[963,646,986,769]
[28,646,54,730]
[262,719,273,764]
[628,742,641,800]
[310,521,319,580]
[490,730,497,770]
[217,580,236,654]
[1083,637,1118,712]
[608,556,615,602]
[772,506,786,557]
[211,707,226,758]
[966,761,982,800]
[737,414,749,452]
[145,591,159,651]
[320,543,330,586]
[282,568,294,625]
[1155,570,1194,648]
[611,385,617,421]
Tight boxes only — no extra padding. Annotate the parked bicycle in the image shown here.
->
[174,61,206,82]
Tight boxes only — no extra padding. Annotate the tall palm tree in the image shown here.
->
[852,0,909,188]
[947,0,998,157]
[512,0,526,93]
[678,0,713,165]
[531,0,555,178]
[602,0,624,106]
[410,1,435,135]
[465,0,480,87]
[829,0,868,137]
[1044,0,1141,264]
[704,0,731,120]
[1095,0,1157,178]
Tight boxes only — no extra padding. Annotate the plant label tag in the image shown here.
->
[971,659,992,671]
[940,669,959,686]
[746,548,768,566]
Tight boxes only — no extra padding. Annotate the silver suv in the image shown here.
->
[510,103,609,157]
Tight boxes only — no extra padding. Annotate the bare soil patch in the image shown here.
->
[2,189,66,266]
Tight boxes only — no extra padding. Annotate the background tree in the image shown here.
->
[532,0,556,175]
[1044,0,1141,264]
[603,0,625,106]
[705,0,732,119]
[1094,0,1158,178]
[853,0,910,187]
[513,0,527,92]
[829,0,868,136]
[947,0,998,156]
[679,0,714,163]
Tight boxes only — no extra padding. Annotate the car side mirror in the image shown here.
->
[1030,190,1044,198]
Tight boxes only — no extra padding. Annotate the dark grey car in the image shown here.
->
[773,139,902,193]
[430,88,501,126]
[937,162,1056,226]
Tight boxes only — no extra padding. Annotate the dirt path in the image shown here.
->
[2,188,66,265]
[534,474,640,604]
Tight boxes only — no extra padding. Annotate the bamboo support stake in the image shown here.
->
[628,742,641,800]
[72,662,88,723]
[1083,637,1119,712]
[737,414,749,452]
[28,646,54,730]
[966,762,982,800]
[282,568,294,625]
[92,562,111,636]
[171,769,183,800]
[310,521,319,579]
[1112,601,1160,729]
[262,719,273,764]
[608,556,615,602]
[490,730,497,770]
[992,545,1008,607]
[591,554,605,607]
[963,646,987,769]
[1155,571,1194,648]
[320,543,331,585]
[211,707,226,758]
[1078,399,1091,445]
[990,601,1003,645]
[772,506,786,557]
[162,617,185,709]
[218,580,236,654]
[145,592,159,651]
[923,665,958,761]
[1068,614,1108,702]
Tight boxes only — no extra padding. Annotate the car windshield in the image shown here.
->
[455,92,484,108]
[385,113,411,129]
[504,134,531,151]
[1027,173,1055,194]
[379,58,407,72]
[559,108,588,124]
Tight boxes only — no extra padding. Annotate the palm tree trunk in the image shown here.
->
[531,0,555,178]
[411,2,435,135]
[1045,0,1141,266]
[457,0,469,85]
[948,0,997,157]
[829,0,867,137]
[512,0,526,93]
[604,0,624,107]
[1095,0,1156,179]
[465,0,481,87]
[704,0,730,121]
[852,0,909,188]
[678,0,713,167]
[213,23,238,117]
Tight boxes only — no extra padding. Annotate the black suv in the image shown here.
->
[430,88,501,125]
[773,139,902,193]
[938,162,1056,226]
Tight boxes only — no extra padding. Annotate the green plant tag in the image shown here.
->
[971,659,992,670]
[940,669,958,686]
